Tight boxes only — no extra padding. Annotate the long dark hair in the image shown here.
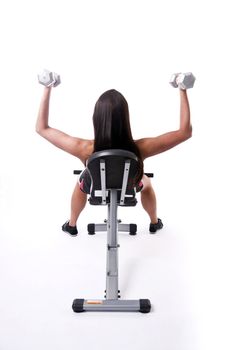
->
[92,89,144,183]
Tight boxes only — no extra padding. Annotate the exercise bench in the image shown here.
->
[72,149,152,313]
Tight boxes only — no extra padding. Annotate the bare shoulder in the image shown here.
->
[135,130,191,160]
[78,138,94,163]
[69,137,94,163]
[37,127,94,163]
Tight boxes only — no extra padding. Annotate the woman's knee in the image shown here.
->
[141,174,153,192]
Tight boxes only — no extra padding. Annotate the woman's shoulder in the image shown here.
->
[135,138,148,160]
[78,139,94,164]
[135,129,192,159]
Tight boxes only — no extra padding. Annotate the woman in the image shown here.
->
[36,87,192,236]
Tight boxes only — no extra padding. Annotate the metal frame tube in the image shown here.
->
[106,190,119,300]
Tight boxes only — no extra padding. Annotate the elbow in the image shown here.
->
[185,126,192,140]
[35,126,43,135]
[180,126,192,141]
[35,124,49,136]
[187,125,192,139]
[35,127,47,138]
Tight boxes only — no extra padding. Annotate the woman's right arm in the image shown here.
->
[36,87,93,163]
[136,89,192,160]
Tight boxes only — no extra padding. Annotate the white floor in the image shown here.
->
[1,165,232,350]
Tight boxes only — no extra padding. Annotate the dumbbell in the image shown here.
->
[169,72,195,90]
[38,69,61,87]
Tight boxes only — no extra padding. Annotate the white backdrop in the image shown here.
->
[0,1,233,349]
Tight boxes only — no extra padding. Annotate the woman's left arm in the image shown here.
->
[136,89,192,160]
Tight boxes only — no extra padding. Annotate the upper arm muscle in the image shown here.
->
[136,130,190,159]
[38,127,93,162]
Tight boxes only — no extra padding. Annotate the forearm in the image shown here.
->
[179,89,192,136]
[36,87,52,133]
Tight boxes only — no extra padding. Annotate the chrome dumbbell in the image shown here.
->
[169,72,195,90]
[38,69,61,87]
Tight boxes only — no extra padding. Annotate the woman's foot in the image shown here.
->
[149,218,163,233]
[62,221,78,236]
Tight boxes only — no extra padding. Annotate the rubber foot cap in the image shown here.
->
[139,299,151,313]
[72,298,85,312]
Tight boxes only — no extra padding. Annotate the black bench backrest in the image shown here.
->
[86,149,139,205]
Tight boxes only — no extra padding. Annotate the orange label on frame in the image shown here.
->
[86,300,103,305]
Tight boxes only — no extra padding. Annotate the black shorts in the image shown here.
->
[79,169,92,194]
[79,169,143,194]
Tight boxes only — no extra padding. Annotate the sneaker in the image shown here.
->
[149,218,163,233]
[62,221,78,236]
